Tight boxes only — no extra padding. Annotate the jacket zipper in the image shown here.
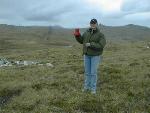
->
[86,33,93,54]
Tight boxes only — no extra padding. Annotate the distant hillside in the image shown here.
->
[0,24,71,40]
[0,24,74,52]
[0,24,150,42]
[100,24,150,41]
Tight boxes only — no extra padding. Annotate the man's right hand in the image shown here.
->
[74,28,81,37]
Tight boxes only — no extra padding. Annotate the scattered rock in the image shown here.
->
[0,59,12,67]
[23,61,38,66]
[46,63,54,68]
[0,58,54,68]
[38,64,44,66]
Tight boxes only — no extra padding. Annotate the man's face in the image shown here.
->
[90,23,97,28]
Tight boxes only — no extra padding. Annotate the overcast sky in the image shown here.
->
[0,0,150,28]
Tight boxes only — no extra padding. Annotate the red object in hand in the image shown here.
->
[74,28,81,37]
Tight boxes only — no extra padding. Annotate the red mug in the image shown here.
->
[74,28,80,37]
[75,28,80,33]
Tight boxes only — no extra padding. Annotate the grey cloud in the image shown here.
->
[121,0,150,13]
[21,0,101,27]
[0,0,150,27]
[25,6,73,22]
[22,0,88,23]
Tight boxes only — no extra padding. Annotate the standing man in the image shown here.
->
[74,19,106,94]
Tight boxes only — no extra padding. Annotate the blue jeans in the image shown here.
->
[84,55,101,92]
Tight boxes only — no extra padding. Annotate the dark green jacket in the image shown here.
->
[75,27,106,56]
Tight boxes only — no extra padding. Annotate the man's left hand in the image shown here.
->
[85,43,91,47]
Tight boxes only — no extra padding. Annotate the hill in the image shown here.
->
[1,24,150,41]
[0,24,150,113]
[100,24,150,41]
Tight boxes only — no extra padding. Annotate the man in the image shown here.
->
[74,19,106,94]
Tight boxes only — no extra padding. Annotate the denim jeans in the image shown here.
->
[84,55,101,92]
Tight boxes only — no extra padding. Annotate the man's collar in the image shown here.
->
[87,27,98,32]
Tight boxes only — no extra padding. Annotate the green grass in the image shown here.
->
[0,37,150,113]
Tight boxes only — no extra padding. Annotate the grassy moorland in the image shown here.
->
[0,25,150,113]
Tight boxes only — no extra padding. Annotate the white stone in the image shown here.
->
[24,61,29,66]
[38,64,44,66]
[46,63,54,67]
[15,61,20,65]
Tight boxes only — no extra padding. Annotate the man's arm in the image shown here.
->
[75,35,83,44]
[75,33,85,44]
